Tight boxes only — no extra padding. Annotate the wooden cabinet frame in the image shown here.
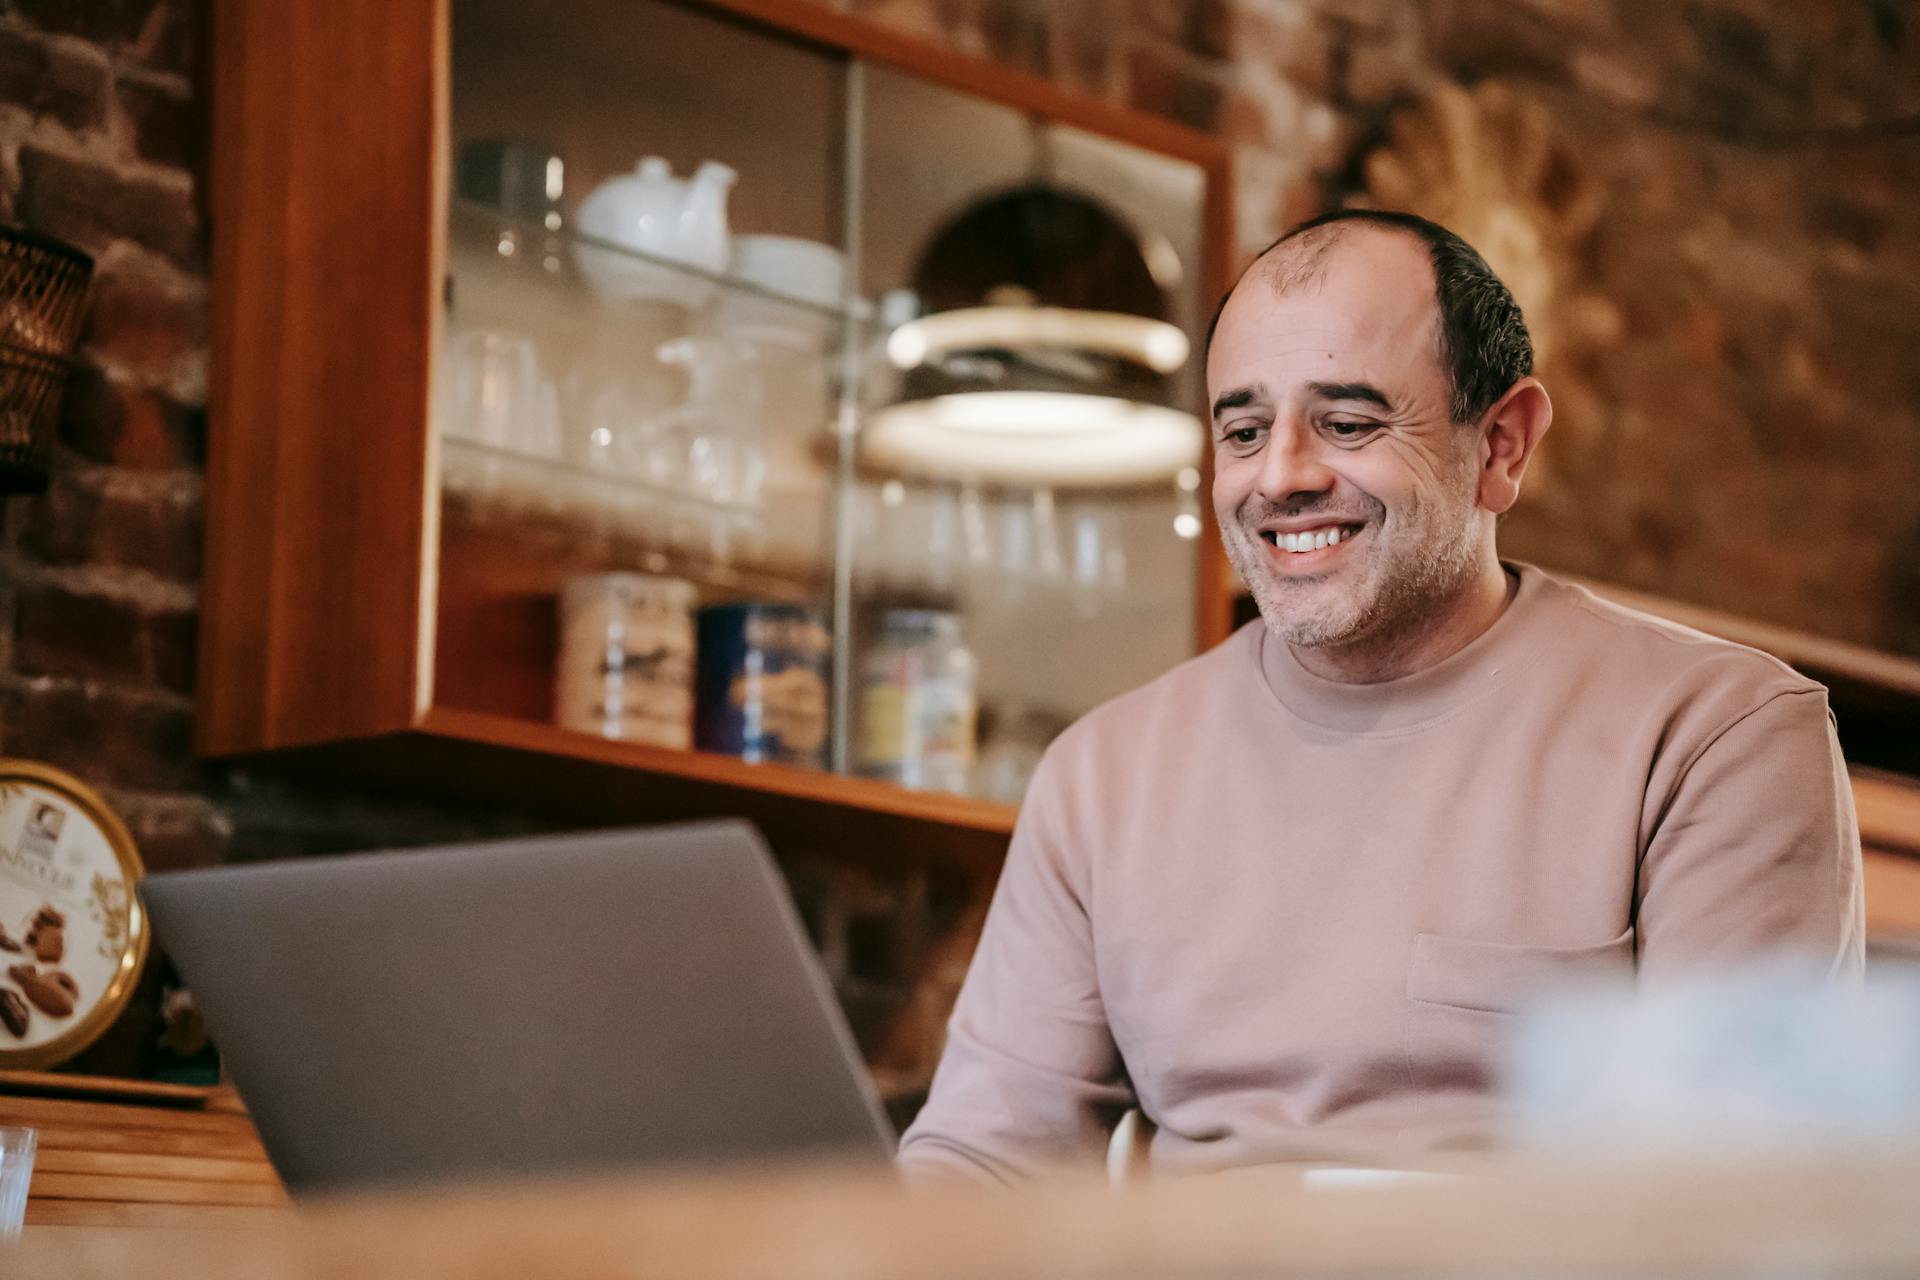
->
[200,0,1235,871]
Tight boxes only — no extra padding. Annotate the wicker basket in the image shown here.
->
[0,345,73,493]
[0,227,94,492]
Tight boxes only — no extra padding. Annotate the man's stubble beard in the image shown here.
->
[1223,456,1486,655]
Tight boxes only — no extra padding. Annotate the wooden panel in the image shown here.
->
[1856,771,1920,858]
[199,0,447,754]
[242,705,1015,877]
[27,1172,286,1207]
[24,1200,286,1228]
[0,1095,259,1134]
[1574,577,1920,705]
[17,1124,270,1163]
[692,0,1227,164]
[1865,849,1920,941]
[33,1149,280,1185]
[0,1069,218,1106]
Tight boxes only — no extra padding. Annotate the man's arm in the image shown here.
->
[1636,686,1864,979]
[896,749,1134,1183]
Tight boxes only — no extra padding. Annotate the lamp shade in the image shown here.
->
[864,185,1201,489]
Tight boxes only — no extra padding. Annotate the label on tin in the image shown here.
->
[0,780,137,1055]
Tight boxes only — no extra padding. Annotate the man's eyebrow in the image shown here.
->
[1306,381,1395,411]
[1211,387,1260,420]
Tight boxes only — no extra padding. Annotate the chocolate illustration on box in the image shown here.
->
[0,760,149,1068]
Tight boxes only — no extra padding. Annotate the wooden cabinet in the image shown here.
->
[200,0,1234,869]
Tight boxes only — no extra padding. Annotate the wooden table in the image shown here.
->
[0,1069,286,1228]
[11,1149,1920,1277]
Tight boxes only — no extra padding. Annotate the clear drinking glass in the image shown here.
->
[0,1126,36,1240]
[437,328,561,456]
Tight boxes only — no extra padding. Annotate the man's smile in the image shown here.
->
[1256,520,1368,571]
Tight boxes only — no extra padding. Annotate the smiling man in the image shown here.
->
[896,210,1865,1183]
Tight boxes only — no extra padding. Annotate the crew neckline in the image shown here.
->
[1254,562,1551,735]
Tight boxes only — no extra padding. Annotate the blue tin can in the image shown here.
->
[695,603,832,767]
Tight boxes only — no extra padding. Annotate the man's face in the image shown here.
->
[1207,230,1490,652]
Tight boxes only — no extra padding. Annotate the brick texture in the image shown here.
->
[16,143,199,271]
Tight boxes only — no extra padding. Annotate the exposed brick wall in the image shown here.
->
[838,0,1920,665]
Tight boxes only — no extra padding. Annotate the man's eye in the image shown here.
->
[1223,426,1263,448]
[1325,420,1377,440]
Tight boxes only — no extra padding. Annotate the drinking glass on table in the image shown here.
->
[0,1126,36,1240]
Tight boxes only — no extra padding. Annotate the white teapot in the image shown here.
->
[575,157,736,302]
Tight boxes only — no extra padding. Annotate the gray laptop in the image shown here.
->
[141,820,896,1193]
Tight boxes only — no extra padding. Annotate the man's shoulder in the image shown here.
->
[1522,564,1825,714]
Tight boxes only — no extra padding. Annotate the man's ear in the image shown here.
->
[1477,377,1553,514]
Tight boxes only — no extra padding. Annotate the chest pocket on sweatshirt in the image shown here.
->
[1402,926,1636,1102]
[1407,925,1636,1015]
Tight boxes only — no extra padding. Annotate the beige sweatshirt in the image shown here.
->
[897,564,1865,1182]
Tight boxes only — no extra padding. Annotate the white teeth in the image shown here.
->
[1271,526,1353,553]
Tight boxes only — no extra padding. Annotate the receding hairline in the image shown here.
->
[1216,221,1445,355]
[1242,219,1437,303]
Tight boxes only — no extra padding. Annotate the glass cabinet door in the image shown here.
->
[853,69,1209,803]
[432,0,1212,803]
[436,0,857,768]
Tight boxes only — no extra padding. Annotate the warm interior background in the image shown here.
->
[0,0,1915,1116]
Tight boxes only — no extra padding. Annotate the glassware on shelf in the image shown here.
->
[454,139,567,274]
[1029,488,1067,583]
[436,328,562,457]
[564,368,651,475]
[958,483,993,573]
[555,572,697,748]
[921,486,961,593]
[1069,503,1126,616]
[444,146,573,368]
[656,336,769,508]
[695,602,831,768]
[858,608,977,795]
[993,494,1033,605]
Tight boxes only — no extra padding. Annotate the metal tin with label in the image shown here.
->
[0,760,149,1069]
[695,603,831,768]
[555,572,697,748]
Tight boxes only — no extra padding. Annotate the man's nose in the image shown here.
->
[1253,417,1336,504]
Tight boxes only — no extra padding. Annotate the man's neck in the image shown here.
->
[1289,556,1517,685]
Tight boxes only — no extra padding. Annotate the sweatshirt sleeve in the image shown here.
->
[1636,686,1865,981]
[895,747,1135,1183]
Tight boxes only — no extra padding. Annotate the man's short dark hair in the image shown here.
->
[1206,210,1534,424]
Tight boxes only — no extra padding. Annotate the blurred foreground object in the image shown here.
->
[1507,962,1920,1149]
[12,1149,1920,1278]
